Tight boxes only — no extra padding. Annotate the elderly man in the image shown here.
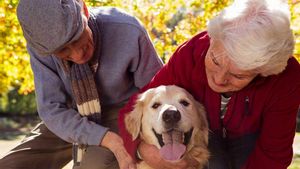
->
[0,0,162,169]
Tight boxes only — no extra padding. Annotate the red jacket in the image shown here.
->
[119,31,300,169]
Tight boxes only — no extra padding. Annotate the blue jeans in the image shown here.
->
[204,132,258,169]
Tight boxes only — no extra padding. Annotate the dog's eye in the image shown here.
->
[180,100,190,107]
[151,102,161,109]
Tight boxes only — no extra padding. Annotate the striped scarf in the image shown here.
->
[62,58,101,124]
[61,15,102,124]
[61,16,102,165]
[61,58,101,166]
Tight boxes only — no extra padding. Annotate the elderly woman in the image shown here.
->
[119,0,300,169]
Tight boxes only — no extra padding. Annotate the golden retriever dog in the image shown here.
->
[125,85,209,169]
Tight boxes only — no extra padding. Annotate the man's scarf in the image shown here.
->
[61,57,101,165]
[62,59,101,124]
[61,16,102,124]
[60,16,102,165]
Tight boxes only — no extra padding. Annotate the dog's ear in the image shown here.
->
[185,101,210,168]
[125,89,155,140]
[125,99,143,140]
[189,109,210,168]
[125,100,143,140]
[195,101,209,145]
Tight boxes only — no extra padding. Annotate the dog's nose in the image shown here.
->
[162,110,181,124]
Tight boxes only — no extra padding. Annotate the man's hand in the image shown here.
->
[139,141,199,169]
[101,131,136,169]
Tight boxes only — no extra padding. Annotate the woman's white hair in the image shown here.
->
[207,0,294,76]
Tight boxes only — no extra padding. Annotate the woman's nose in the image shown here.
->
[214,70,228,85]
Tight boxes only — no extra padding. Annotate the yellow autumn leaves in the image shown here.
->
[0,0,299,95]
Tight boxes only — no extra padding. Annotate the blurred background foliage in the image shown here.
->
[0,0,300,114]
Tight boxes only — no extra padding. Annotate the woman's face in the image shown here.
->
[205,40,257,93]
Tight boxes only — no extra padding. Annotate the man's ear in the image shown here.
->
[82,0,89,18]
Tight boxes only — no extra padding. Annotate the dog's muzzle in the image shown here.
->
[151,108,194,161]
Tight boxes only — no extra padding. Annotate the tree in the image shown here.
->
[290,0,300,59]
[0,0,34,96]
[0,0,299,98]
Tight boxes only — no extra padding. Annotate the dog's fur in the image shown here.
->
[125,85,209,169]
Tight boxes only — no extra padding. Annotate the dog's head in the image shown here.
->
[125,85,209,162]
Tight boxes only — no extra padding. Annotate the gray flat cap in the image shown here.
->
[17,0,85,56]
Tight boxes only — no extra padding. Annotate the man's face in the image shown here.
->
[205,40,257,93]
[54,17,94,64]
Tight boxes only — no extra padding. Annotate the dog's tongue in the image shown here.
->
[159,130,186,161]
[160,143,186,161]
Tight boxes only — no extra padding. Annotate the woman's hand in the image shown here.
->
[139,141,199,169]
[101,131,136,169]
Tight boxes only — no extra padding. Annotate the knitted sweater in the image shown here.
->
[119,31,300,168]
[29,7,163,146]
